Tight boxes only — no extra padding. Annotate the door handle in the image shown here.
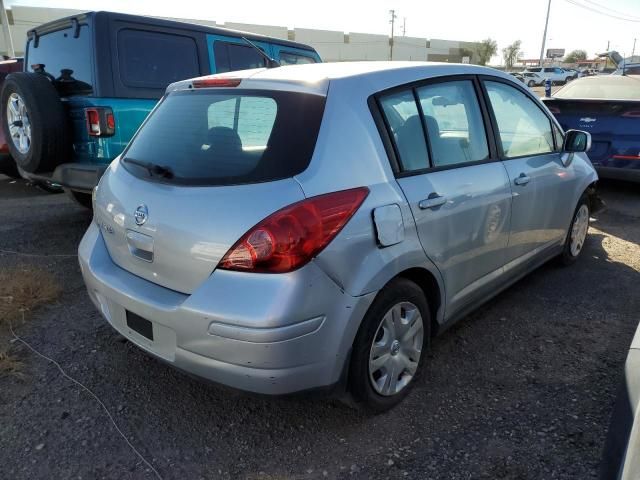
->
[418,193,447,210]
[514,173,531,186]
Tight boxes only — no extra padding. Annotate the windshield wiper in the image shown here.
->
[122,158,174,179]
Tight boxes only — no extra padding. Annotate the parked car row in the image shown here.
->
[525,66,577,85]
[2,9,630,416]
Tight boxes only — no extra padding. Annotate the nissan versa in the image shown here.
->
[79,62,599,412]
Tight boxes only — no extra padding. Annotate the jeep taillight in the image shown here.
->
[85,107,115,137]
[219,187,369,273]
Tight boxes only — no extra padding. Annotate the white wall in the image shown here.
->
[0,6,479,63]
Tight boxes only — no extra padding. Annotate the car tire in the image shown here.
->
[1,72,70,174]
[560,195,590,266]
[348,277,430,413]
[528,80,535,87]
[65,189,93,209]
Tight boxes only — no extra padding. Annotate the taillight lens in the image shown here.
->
[219,187,369,273]
[85,107,115,137]
[622,110,640,118]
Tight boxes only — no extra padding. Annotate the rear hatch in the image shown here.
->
[94,85,326,294]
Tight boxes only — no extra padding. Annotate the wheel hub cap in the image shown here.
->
[570,204,589,257]
[368,301,424,397]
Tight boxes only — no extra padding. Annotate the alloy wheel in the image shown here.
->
[7,92,31,154]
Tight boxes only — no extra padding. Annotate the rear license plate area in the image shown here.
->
[126,311,154,341]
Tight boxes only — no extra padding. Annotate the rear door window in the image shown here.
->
[122,90,325,185]
[379,90,430,172]
[417,80,489,167]
[27,24,93,95]
[118,29,200,89]
[214,42,266,73]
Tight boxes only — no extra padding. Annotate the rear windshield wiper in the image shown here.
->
[122,158,174,179]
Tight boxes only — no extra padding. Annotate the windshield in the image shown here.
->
[555,76,640,100]
[122,89,326,186]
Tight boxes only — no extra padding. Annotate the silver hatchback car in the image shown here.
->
[79,62,599,412]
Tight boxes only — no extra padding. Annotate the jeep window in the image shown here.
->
[27,24,93,95]
[213,42,266,73]
[122,89,325,186]
[279,52,317,65]
[118,29,199,89]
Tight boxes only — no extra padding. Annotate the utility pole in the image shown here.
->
[632,38,636,58]
[538,0,551,67]
[0,0,14,58]
[402,17,406,36]
[389,9,397,60]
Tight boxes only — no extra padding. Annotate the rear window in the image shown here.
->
[27,24,93,95]
[122,89,326,186]
[118,29,200,89]
[555,77,640,100]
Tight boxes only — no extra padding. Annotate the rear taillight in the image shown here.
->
[219,187,369,273]
[85,107,115,137]
[192,77,242,88]
[622,110,640,118]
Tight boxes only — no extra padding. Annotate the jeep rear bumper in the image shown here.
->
[52,163,107,192]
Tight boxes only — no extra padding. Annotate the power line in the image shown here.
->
[564,0,640,22]
[581,0,640,21]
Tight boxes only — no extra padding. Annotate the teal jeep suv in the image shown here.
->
[1,11,321,206]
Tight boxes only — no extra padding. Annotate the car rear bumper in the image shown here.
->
[595,166,640,183]
[53,163,107,192]
[78,222,375,395]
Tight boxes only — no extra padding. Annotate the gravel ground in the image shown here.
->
[0,175,638,480]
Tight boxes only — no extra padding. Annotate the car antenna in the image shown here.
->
[241,37,280,68]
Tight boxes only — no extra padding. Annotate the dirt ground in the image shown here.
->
[0,175,638,479]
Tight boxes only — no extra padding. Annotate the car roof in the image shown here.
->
[27,11,316,52]
[168,61,514,96]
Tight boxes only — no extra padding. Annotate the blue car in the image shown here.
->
[542,75,640,183]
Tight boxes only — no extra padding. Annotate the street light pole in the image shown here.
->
[389,9,397,60]
[0,0,14,58]
[538,0,551,67]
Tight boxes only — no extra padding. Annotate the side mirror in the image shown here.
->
[563,129,591,153]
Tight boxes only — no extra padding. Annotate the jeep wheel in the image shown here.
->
[1,72,69,174]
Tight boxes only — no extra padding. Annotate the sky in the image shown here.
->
[8,0,640,63]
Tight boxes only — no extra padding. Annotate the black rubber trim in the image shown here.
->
[52,162,106,192]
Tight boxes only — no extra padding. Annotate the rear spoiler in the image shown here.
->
[27,13,90,47]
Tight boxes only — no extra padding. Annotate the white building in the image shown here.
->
[0,6,480,63]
